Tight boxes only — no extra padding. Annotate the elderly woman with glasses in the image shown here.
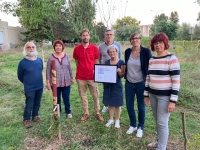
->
[103,44,125,129]
[124,33,152,137]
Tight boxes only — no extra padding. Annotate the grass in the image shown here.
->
[0,45,200,150]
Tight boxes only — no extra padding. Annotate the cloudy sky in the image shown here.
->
[0,0,200,27]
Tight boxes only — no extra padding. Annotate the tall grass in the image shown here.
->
[0,43,200,150]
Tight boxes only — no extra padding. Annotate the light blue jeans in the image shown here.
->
[149,93,171,150]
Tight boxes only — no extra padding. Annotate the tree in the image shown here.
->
[115,25,141,41]
[193,24,200,40]
[176,23,191,40]
[95,21,107,41]
[113,16,140,30]
[149,12,179,40]
[66,0,96,39]
[169,11,179,24]
[112,16,140,41]
[0,0,64,41]
[0,0,96,42]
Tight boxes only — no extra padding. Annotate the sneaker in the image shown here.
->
[105,120,114,127]
[67,114,72,119]
[96,113,104,121]
[33,116,43,122]
[101,106,108,113]
[136,127,143,138]
[147,142,158,149]
[81,114,89,121]
[24,120,32,129]
[126,126,137,134]
[115,120,120,128]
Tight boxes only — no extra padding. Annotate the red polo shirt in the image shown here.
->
[73,43,100,80]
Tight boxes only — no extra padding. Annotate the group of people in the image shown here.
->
[17,28,180,150]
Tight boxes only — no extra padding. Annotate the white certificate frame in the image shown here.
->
[94,64,117,83]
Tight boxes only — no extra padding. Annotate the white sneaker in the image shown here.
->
[136,128,143,138]
[67,114,72,119]
[101,106,108,113]
[115,120,120,128]
[126,126,137,134]
[105,120,114,127]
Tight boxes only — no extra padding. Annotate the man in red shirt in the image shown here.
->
[73,28,104,122]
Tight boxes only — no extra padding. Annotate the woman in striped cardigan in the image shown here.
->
[144,32,180,150]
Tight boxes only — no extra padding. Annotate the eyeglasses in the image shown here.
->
[154,41,164,45]
[105,34,113,36]
[27,46,35,49]
[131,37,141,40]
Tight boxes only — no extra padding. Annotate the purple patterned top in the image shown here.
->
[46,53,73,87]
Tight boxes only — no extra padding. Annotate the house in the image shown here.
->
[139,24,152,37]
[0,20,25,50]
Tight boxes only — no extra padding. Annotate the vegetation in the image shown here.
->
[149,12,179,40]
[0,41,200,149]
[0,0,96,42]
[113,16,141,41]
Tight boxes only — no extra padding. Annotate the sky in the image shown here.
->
[0,0,200,27]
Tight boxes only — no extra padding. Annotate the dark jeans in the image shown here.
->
[57,86,71,114]
[23,88,43,121]
[125,80,146,130]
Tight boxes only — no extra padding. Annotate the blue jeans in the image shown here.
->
[125,80,146,130]
[57,86,71,114]
[23,88,43,121]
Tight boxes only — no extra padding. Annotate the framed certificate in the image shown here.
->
[94,64,117,83]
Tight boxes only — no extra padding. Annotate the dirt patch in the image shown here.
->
[22,136,70,150]
[167,138,184,150]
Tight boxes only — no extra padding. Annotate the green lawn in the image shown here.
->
[0,46,200,150]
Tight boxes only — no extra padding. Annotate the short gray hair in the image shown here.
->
[105,28,114,34]
[107,44,118,53]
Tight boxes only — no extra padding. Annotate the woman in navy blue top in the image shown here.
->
[103,45,125,129]
[124,33,152,137]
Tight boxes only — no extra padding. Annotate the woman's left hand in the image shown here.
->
[167,102,176,113]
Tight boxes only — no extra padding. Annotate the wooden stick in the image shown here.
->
[52,60,58,120]
[51,60,62,139]
[57,104,61,140]
[181,111,188,150]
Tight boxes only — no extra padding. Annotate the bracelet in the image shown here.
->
[169,100,177,104]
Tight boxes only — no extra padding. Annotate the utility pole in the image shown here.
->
[189,27,194,41]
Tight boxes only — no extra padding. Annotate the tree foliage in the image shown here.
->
[115,25,141,41]
[66,0,96,39]
[95,21,107,42]
[169,11,179,24]
[112,16,140,41]
[0,0,96,42]
[176,23,191,40]
[193,24,200,40]
[150,12,179,40]
[113,16,140,30]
